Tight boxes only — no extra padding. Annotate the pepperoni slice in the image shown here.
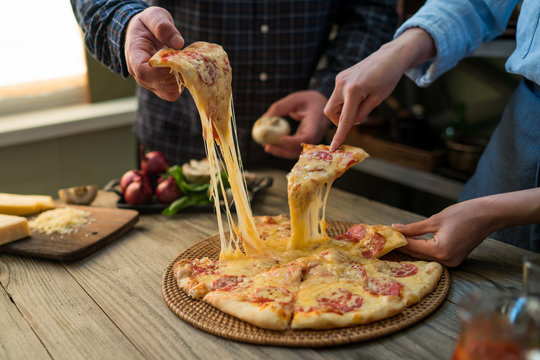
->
[365,277,403,297]
[251,286,293,304]
[376,261,418,277]
[192,261,218,275]
[335,224,367,243]
[361,232,386,258]
[317,288,363,314]
[211,275,243,291]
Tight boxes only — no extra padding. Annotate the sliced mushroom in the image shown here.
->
[182,158,219,184]
[58,185,98,205]
[252,116,291,145]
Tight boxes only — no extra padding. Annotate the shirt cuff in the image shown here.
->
[311,73,334,100]
[108,2,148,78]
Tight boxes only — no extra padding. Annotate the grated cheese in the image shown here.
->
[29,207,92,235]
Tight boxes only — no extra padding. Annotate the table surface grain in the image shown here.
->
[0,169,531,360]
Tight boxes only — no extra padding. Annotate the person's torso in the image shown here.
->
[137,0,339,166]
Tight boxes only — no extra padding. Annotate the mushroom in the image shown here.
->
[58,185,99,205]
[182,158,219,184]
[251,116,291,145]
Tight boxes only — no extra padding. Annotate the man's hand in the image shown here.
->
[125,7,184,101]
[261,90,330,159]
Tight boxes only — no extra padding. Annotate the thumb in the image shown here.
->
[392,218,436,237]
[143,7,184,49]
[264,95,297,118]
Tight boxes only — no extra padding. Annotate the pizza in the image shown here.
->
[174,219,442,330]
[151,43,443,331]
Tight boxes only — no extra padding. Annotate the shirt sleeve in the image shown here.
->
[396,0,520,87]
[310,0,398,99]
[70,0,149,78]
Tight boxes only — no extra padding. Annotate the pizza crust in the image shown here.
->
[204,292,290,331]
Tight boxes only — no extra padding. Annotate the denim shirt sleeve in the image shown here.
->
[394,0,520,87]
[71,0,149,78]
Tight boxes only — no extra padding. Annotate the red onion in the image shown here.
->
[156,177,183,204]
[120,170,148,192]
[124,180,153,205]
[141,151,168,177]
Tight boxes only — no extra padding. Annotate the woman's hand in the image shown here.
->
[394,199,497,267]
[395,187,540,267]
[124,7,184,101]
[325,28,436,151]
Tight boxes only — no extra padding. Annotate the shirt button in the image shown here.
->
[260,24,269,33]
[259,72,268,82]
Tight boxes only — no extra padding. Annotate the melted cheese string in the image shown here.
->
[169,49,265,259]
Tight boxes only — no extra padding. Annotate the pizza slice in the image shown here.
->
[287,144,369,249]
[149,42,232,132]
[363,259,442,306]
[291,273,404,329]
[173,256,279,299]
[334,223,408,259]
[202,262,305,330]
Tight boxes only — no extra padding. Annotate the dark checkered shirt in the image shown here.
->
[72,0,397,168]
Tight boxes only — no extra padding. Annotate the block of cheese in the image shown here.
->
[0,214,30,245]
[0,193,56,216]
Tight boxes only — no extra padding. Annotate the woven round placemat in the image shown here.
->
[162,221,450,347]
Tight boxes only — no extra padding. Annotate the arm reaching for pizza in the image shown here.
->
[325,28,436,151]
[261,90,332,159]
[394,188,540,267]
[125,7,185,101]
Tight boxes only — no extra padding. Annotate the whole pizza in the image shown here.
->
[150,43,443,331]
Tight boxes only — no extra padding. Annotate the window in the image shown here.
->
[0,0,87,115]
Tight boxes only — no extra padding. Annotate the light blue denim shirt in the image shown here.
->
[395,0,540,87]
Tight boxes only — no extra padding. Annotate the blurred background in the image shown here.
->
[0,0,521,217]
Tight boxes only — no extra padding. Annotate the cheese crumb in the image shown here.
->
[29,207,92,235]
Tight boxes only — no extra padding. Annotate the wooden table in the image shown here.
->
[0,169,530,359]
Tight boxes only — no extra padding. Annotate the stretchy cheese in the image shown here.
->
[0,214,30,245]
[150,42,265,260]
[0,193,55,216]
[287,144,369,249]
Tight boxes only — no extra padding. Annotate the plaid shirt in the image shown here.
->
[72,0,397,167]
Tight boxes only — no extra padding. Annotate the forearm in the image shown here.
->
[474,188,540,232]
[380,27,436,74]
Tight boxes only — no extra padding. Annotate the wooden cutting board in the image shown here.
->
[0,205,139,261]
